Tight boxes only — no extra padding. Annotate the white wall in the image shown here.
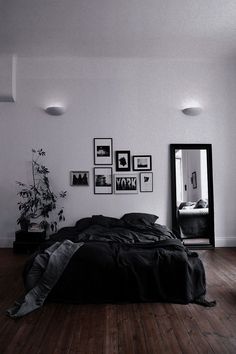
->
[0,57,236,247]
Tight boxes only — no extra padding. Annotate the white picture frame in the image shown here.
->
[140,172,153,192]
[114,174,138,194]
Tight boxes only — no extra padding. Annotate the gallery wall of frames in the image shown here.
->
[70,138,153,195]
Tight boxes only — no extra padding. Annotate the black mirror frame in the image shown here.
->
[170,144,215,249]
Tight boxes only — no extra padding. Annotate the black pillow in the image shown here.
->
[121,213,159,226]
[91,215,123,228]
[75,217,92,231]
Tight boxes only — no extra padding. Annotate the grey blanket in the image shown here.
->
[7,240,84,318]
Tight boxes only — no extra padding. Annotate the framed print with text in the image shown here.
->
[114,174,138,194]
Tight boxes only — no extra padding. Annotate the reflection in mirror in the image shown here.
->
[170,144,215,249]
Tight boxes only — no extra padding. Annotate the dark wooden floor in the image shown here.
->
[0,248,236,354]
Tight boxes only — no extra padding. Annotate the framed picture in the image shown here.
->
[94,167,113,194]
[114,174,138,194]
[140,172,153,192]
[115,150,131,171]
[191,171,197,189]
[133,155,152,171]
[70,171,89,186]
[94,138,113,165]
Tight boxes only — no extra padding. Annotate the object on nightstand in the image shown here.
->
[28,222,44,233]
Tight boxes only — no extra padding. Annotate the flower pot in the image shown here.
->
[19,218,30,231]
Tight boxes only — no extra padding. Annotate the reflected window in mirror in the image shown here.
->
[175,149,208,206]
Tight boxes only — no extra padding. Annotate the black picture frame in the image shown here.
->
[94,138,113,165]
[133,155,152,171]
[192,171,197,189]
[140,172,153,192]
[70,171,89,186]
[115,150,131,171]
[114,174,138,194]
[94,167,113,194]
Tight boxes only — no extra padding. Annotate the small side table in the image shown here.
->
[13,230,46,254]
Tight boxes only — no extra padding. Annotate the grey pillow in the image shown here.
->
[179,202,195,210]
[194,199,208,209]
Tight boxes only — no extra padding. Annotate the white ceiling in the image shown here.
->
[1,0,236,59]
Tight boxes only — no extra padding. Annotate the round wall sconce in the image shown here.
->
[181,107,202,116]
[45,105,66,116]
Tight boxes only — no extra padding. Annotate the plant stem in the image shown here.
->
[31,151,38,217]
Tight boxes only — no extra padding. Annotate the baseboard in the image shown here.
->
[0,236,14,248]
[215,236,236,247]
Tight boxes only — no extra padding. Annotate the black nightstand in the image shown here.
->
[13,230,46,254]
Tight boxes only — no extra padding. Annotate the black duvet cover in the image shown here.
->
[23,215,213,306]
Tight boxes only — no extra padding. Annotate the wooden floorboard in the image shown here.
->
[0,247,236,354]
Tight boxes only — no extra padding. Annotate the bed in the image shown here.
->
[178,199,209,238]
[7,213,215,318]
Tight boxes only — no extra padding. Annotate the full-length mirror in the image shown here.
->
[170,144,215,249]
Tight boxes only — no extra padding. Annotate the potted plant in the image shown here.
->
[16,148,67,233]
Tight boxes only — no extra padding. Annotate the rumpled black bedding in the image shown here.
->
[23,215,215,306]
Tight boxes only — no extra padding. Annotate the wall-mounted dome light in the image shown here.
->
[45,105,66,116]
[181,107,202,116]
